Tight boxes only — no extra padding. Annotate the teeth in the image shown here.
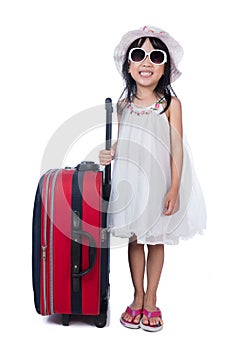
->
[140,72,152,76]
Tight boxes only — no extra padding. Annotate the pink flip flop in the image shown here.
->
[140,308,163,332]
[120,306,143,329]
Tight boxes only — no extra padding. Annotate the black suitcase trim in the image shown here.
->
[32,174,45,314]
[71,170,83,314]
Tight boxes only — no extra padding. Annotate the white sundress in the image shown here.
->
[107,100,207,245]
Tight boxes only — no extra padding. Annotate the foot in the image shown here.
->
[120,306,142,329]
[121,295,144,327]
[141,307,163,327]
[141,296,163,328]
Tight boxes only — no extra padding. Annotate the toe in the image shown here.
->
[142,315,149,325]
[126,314,132,322]
[133,314,141,324]
[122,312,132,323]
[149,317,157,326]
[153,317,163,326]
[145,316,163,327]
[121,312,126,321]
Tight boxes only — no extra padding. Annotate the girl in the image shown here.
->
[99,25,206,332]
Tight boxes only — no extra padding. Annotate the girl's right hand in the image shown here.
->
[99,148,115,166]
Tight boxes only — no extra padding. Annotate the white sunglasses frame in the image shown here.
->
[128,48,167,65]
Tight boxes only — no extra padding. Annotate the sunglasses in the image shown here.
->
[128,48,167,65]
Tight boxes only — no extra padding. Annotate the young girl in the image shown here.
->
[99,25,206,332]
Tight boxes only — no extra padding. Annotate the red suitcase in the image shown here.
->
[32,99,112,326]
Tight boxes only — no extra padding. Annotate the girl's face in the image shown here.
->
[128,38,165,90]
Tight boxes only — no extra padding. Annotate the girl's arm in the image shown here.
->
[164,97,183,215]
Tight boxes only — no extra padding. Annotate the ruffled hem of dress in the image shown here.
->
[109,227,205,246]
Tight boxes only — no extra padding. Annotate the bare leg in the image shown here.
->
[143,244,164,326]
[121,235,145,324]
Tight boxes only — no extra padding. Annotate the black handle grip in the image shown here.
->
[72,211,97,292]
[72,230,97,278]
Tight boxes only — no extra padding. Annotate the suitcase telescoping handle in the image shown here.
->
[103,98,113,201]
[105,97,112,186]
[105,97,112,151]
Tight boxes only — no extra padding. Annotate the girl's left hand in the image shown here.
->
[163,189,180,215]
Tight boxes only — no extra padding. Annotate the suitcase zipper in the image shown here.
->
[42,170,54,315]
[42,245,47,314]
[49,169,60,315]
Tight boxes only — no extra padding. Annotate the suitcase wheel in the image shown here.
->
[62,314,71,326]
[94,313,107,328]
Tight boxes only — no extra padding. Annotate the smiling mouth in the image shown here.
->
[139,71,153,77]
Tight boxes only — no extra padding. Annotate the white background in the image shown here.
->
[1,0,233,348]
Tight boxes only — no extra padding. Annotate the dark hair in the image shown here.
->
[118,36,175,114]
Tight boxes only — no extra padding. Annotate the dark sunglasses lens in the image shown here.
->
[150,51,165,64]
[131,49,145,62]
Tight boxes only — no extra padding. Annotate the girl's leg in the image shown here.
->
[121,235,145,324]
[143,244,164,326]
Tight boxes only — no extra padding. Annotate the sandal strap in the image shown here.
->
[125,306,143,317]
[142,308,162,318]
